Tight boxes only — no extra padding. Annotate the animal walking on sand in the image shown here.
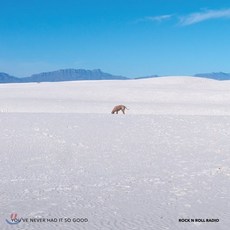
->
[111,105,129,114]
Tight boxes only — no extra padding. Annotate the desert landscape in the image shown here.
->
[0,77,230,229]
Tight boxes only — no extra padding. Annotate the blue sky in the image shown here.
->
[1,0,230,77]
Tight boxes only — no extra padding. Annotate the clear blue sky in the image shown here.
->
[1,0,230,77]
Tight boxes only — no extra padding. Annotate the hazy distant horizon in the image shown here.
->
[0,65,206,78]
[1,67,228,79]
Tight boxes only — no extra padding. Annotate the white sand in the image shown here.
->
[0,77,230,229]
[1,76,230,115]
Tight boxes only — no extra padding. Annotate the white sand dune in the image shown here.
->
[0,76,230,115]
[0,77,230,229]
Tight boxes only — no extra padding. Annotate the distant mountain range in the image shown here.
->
[194,72,230,80]
[0,69,128,83]
[0,72,22,83]
[1,69,230,83]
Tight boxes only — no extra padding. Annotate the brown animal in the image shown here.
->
[111,105,129,114]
